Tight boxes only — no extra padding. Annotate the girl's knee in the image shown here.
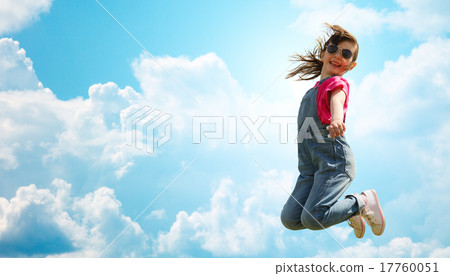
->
[281,218,302,230]
[280,210,303,230]
[301,212,326,230]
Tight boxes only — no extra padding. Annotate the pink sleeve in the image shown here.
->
[316,76,350,125]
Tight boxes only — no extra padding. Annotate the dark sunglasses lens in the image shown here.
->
[327,45,338,54]
[342,49,353,59]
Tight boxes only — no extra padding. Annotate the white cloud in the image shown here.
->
[131,52,247,136]
[46,82,143,164]
[132,51,300,118]
[316,237,450,257]
[114,161,134,179]
[430,246,450,258]
[2,46,297,175]
[147,209,166,220]
[0,38,147,174]
[0,38,43,91]
[290,0,450,39]
[0,178,149,257]
[0,145,18,170]
[153,170,296,257]
[88,82,143,129]
[132,52,240,102]
[289,0,385,38]
[0,42,302,250]
[0,38,301,256]
[0,34,298,202]
[0,85,142,173]
[0,0,53,35]
[348,37,450,137]
[386,0,450,37]
[131,52,300,151]
[329,226,352,243]
[385,120,450,245]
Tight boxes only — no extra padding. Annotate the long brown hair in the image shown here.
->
[286,23,359,81]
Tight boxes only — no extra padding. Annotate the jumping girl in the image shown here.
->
[280,24,385,238]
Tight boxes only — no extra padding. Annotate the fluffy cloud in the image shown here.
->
[0,39,145,177]
[153,170,295,257]
[290,0,385,38]
[0,85,142,175]
[316,237,450,258]
[132,51,297,117]
[0,38,299,256]
[132,52,240,105]
[0,35,297,186]
[0,146,18,171]
[386,0,450,36]
[385,120,450,245]
[131,52,299,151]
[132,52,248,137]
[290,0,450,38]
[348,37,450,137]
[0,178,149,257]
[0,38,43,91]
[0,0,53,35]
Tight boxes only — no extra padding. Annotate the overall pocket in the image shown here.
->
[340,138,356,180]
[331,137,356,180]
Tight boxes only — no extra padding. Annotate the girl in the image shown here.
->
[280,24,385,238]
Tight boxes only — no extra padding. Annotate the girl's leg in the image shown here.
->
[301,170,360,230]
[281,138,318,230]
[300,137,365,230]
[280,173,314,230]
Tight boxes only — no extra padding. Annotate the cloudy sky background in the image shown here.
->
[1,0,450,257]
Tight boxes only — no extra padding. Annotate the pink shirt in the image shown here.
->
[315,76,350,125]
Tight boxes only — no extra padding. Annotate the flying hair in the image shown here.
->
[286,23,359,81]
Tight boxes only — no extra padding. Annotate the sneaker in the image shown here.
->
[348,215,365,238]
[361,189,385,236]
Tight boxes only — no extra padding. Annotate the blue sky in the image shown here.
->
[1,0,450,257]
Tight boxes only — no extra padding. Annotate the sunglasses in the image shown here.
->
[326,44,353,60]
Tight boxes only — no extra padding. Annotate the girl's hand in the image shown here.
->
[327,120,346,138]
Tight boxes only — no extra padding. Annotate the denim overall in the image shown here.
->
[281,78,365,230]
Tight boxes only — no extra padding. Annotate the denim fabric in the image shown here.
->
[281,80,365,231]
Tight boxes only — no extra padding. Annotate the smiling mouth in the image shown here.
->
[330,61,341,68]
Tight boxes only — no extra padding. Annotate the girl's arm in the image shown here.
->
[327,88,346,138]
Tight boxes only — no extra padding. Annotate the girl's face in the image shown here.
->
[320,40,357,79]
